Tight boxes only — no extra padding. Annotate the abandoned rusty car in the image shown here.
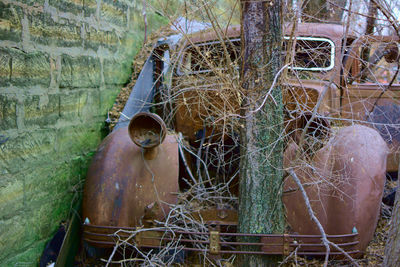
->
[82,23,400,260]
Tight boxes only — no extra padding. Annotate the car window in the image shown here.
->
[359,41,400,84]
[177,37,335,75]
[284,37,335,71]
[177,39,241,75]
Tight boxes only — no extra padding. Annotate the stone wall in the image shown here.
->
[0,0,172,265]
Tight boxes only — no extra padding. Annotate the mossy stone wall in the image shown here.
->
[0,0,170,265]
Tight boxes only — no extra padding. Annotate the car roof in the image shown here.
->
[183,23,352,46]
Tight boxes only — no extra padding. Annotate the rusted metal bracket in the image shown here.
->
[135,227,143,246]
[283,233,290,256]
[209,223,221,254]
[209,231,220,254]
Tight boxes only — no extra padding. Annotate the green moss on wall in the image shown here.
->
[0,151,94,266]
[0,0,238,264]
[0,0,175,265]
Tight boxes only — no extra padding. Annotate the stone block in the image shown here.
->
[0,2,23,43]
[99,85,120,113]
[59,90,81,120]
[60,54,101,88]
[29,11,83,48]
[3,48,51,87]
[0,51,11,86]
[21,0,46,6]
[0,172,13,187]
[23,94,59,127]
[23,165,77,210]
[0,122,100,175]
[0,178,24,221]
[101,0,128,28]
[0,150,93,265]
[55,122,102,156]
[102,55,133,85]
[83,28,119,51]
[1,239,47,267]
[0,94,17,130]
[26,158,88,199]
[79,89,101,121]
[59,89,102,122]
[82,0,97,16]
[0,129,57,174]
[0,215,26,263]
[48,0,84,17]
[0,197,68,264]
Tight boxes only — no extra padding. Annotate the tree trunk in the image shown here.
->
[238,1,285,266]
[384,180,400,266]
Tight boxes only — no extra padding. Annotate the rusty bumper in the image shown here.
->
[82,222,360,257]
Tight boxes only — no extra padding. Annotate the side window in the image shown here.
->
[354,39,400,84]
[284,37,335,71]
[177,39,240,75]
